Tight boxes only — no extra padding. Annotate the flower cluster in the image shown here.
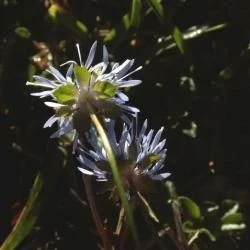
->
[27,41,141,138]
[78,119,170,193]
[27,41,170,195]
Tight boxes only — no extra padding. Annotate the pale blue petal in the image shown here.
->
[85,41,97,68]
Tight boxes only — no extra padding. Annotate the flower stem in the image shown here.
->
[89,112,139,244]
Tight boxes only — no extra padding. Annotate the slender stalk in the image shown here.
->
[165,181,188,250]
[89,112,139,244]
[115,207,125,236]
[83,175,112,250]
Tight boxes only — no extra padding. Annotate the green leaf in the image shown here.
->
[15,27,31,39]
[130,0,142,28]
[74,64,91,87]
[221,212,244,225]
[0,172,44,250]
[221,212,246,231]
[76,20,88,34]
[172,26,185,55]
[123,14,131,30]
[179,196,201,220]
[93,81,117,99]
[52,84,78,104]
[146,0,164,20]
[221,199,239,213]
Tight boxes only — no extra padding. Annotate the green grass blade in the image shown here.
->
[0,172,44,250]
[130,0,142,29]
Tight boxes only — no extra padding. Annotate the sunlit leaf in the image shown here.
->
[221,213,245,225]
[52,84,78,104]
[221,199,239,219]
[179,196,201,220]
[15,27,31,39]
[172,26,185,55]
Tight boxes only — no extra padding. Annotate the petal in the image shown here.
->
[43,115,59,128]
[117,92,129,102]
[66,63,74,81]
[85,41,97,68]
[26,81,55,89]
[102,45,109,73]
[150,127,164,151]
[44,102,66,108]
[33,76,59,87]
[30,90,52,98]
[120,104,140,114]
[118,80,142,88]
[50,122,73,138]
[150,172,171,181]
[138,119,148,140]
[78,167,94,176]
[47,66,66,82]
[112,59,134,77]
[152,139,166,154]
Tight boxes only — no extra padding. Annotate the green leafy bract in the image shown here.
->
[74,64,91,87]
[52,84,78,104]
[93,81,117,100]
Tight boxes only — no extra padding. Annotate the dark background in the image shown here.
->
[1,0,250,249]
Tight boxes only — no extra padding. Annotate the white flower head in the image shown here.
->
[26,41,142,140]
[77,119,170,194]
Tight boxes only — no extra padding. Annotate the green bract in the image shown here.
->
[52,84,78,104]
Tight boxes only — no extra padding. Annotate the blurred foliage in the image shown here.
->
[1,0,250,249]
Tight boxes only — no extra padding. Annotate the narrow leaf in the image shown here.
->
[172,26,185,54]
[130,0,142,28]
[0,172,44,250]
[146,0,164,20]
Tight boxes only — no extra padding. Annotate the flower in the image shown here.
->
[77,119,170,194]
[26,41,142,140]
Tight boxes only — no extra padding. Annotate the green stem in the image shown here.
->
[89,112,139,244]
[165,181,188,250]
